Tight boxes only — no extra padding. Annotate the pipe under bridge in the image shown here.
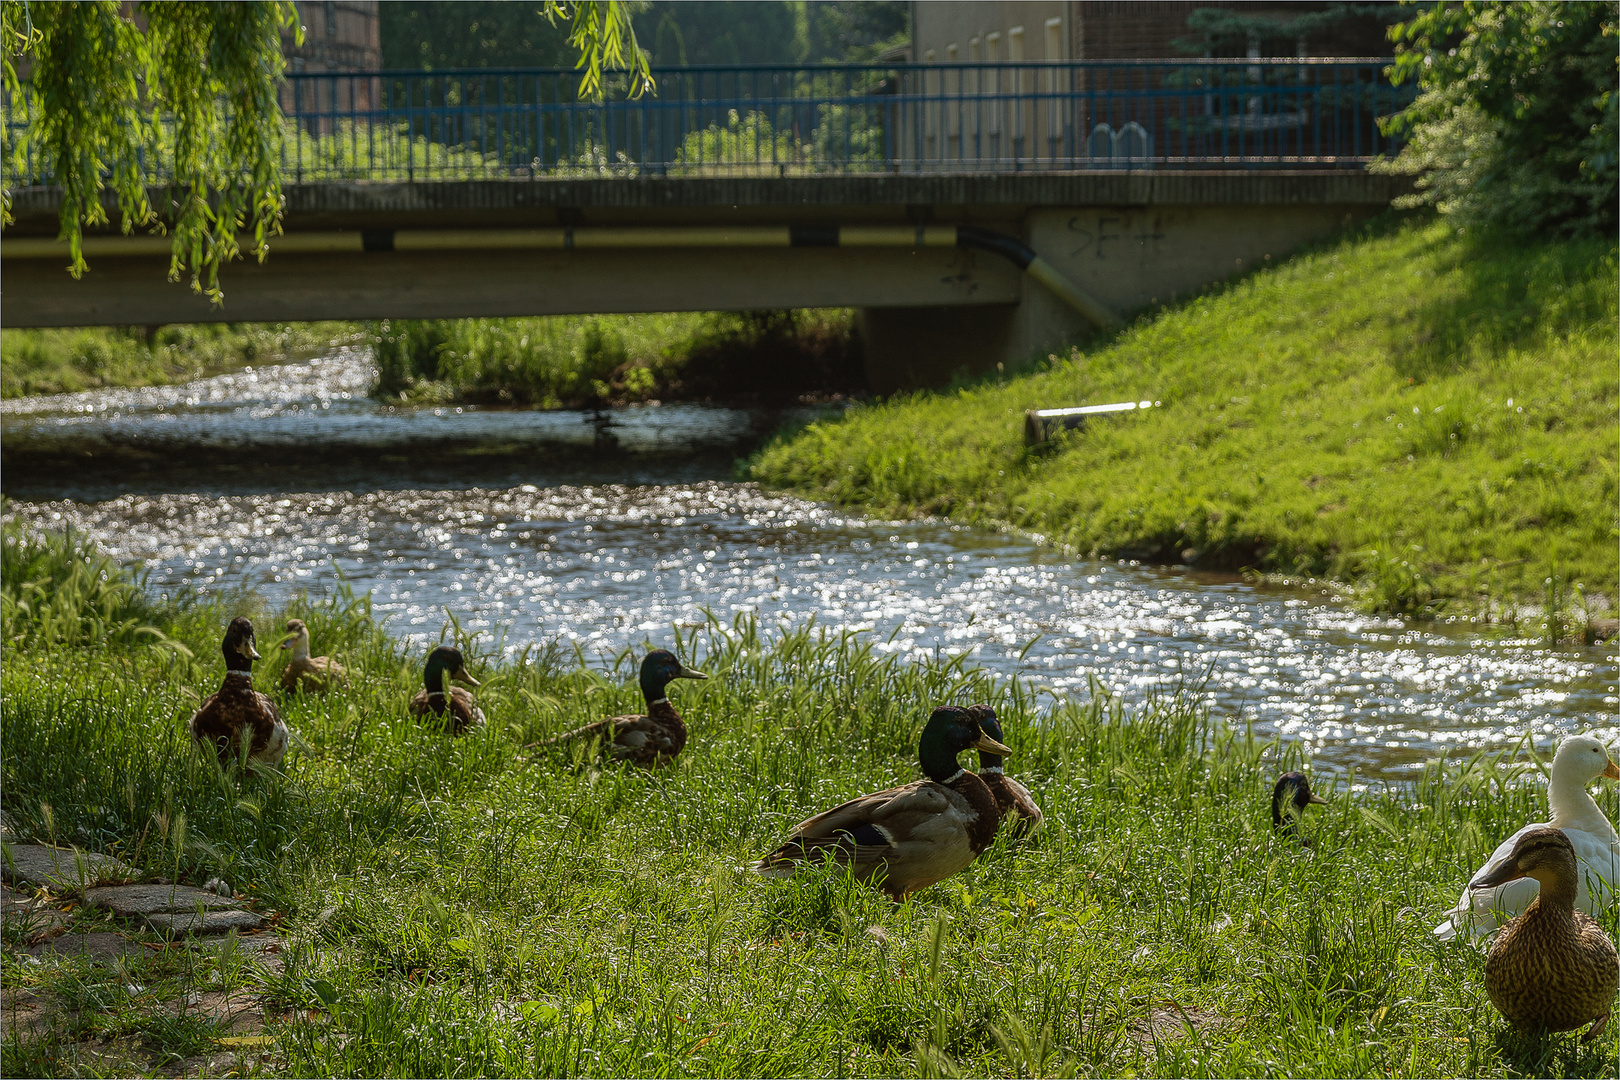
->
[0,61,1413,392]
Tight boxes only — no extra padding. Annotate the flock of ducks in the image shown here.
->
[187,617,1618,1043]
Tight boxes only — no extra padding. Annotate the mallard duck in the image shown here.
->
[541,649,707,766]
[189,617,290,767]
[1272,771,1328,837]
[1476,826,1619,1041]
[277,618,345,694]
[1434,734,1620,941]
[966,704,1042,837]
[754,705,1011,900]
[408,645,485,734]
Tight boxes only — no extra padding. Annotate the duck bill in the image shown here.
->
[974,733,1013,756]
[1603,759,1620,781]
[239,640,262,661]
[278,635,297,651]
[1308,793,1328,805]
[678,666,708,680]
[1470,863,1524,890]
[452,667,480,688]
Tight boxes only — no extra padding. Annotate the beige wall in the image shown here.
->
[913,2,1072,64]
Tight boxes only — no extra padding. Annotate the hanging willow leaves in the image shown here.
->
[1,1,650,306]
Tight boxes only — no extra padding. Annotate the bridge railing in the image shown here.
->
[4,60,1411,187]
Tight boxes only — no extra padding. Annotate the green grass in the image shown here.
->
[748,216,1619,620]
[370,308,860,407]
[0,323,359,399]
[2,524,1617,1077]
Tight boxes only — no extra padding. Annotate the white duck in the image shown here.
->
[1433,734,1620,942]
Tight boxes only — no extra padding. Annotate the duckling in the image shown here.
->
[1272,771,1328,838]
[277,618,345,694]
[754,705,1010,900]
[541,649,707,766]
[189,617,290,767]
[409,645,485,734]
[966,704,1042,837]
[1475,826,1619,1041]
[1434,734,1620,941]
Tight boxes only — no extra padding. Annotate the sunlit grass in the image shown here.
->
[749,215,1619,620]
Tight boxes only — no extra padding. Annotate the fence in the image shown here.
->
[4,59,1412,187]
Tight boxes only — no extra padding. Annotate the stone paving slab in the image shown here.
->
[146,910,264,935]
[23,930,148,961]
[1,843,135,893]
[83,884,240,916]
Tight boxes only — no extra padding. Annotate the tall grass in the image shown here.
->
[370,309,860,406]
[2,531,1616,1076]
[749,216,1619,618]
[0,323,359,399]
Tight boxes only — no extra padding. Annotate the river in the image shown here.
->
[3,349,1614,776]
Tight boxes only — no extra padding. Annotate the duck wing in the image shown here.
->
[1565,826,1620,912]
[541,714,679,762]
[409,689,484,735]
[996,775,1044,836]
[757,780,980,896]
[1435,820,1553,941]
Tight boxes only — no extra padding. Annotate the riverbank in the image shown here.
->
[2,527,1616,1078]
[0,324,359,399]
[749,217,1619,626]
[371,308,860,407]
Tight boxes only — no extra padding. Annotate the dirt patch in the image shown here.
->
[1126,1001,1230,1046]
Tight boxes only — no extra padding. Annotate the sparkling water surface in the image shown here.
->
[5,351,1614,778]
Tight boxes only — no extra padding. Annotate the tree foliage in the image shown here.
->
[2,1,299,302]
[1378,0,1618,236]
[3,1,649,304]
[1176,3,1398,57]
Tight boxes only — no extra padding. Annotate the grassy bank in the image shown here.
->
[0,324,360,399]
[750,218,1619,622]
[3,525,1617,1078]
[370,309,860,407]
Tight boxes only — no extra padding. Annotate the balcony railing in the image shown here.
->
[4,59,1412,187]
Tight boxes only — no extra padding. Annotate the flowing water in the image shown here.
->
[4,350,1615,777]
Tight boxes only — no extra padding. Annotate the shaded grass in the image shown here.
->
[0,323,359,399]
[748,217,1619,618]
[2,531,1617,1076]
[370,308,861,407]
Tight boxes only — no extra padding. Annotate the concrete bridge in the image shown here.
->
[1,171,1407,391]
[1,60,1413,390]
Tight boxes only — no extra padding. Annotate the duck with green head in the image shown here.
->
[409,645,485,734]
[190,617,290,767]
[754,705,1011,900]
[542,649,707,766]
[966,704,1042,837]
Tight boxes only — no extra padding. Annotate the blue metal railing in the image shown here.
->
[4,59,1411,187]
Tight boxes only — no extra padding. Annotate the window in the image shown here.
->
[1044,17,1063,59]
[1008,27,1024,61]
[986,32,1000,62]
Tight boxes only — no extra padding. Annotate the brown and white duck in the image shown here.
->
[541,649,707,766]
[1475,826,1619,1042]
[277,618,345,694]
[408,645,486,734]
[754,706,1010,900]
[189,617,290,767]
[966,704,1042,837]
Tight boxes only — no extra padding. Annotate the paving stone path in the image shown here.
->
[1,842,135,892]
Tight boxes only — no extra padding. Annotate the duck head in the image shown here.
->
[1271,771,1327,834]
[919,705,1012,783]
[965,703,1007,773]
[638,649,707,702]
[278,619,311,659]
[222,617,260,673]
[423,646,479,695]
[1471,825,1578,894]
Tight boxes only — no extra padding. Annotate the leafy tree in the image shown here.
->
[382,2,576,70]
[1174,4,1398,57]
[1377,1,1618,237]
[3,1,649,303]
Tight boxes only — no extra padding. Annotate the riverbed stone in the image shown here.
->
[23,930,147,962]
[145,909,265,935]
[82,883,241,917]
[1,843,135,893]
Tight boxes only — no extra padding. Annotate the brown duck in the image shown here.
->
[409,646,485,734]
[541,649,706,766]
[277,618,345,694]
[754,706,1010,900]
[1475,826,1619,1042]
[189,617,290,767]
[965,704,1042,837]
